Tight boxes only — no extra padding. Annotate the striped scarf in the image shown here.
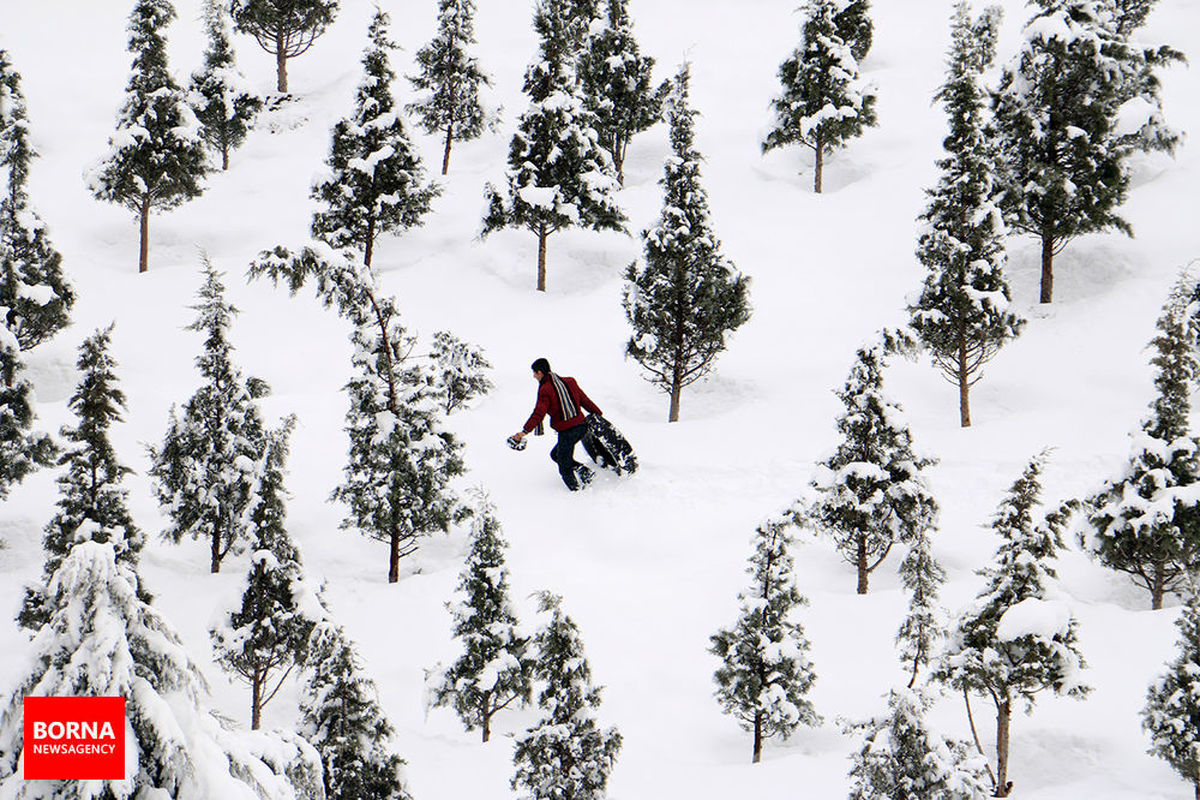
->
[536,372,579,435]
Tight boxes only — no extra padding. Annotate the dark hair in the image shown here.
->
[531,357,551,374]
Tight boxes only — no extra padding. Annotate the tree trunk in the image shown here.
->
[813,143,824,194]
[958,340,972,428]
[614,137,626,187]
[221,141,230,171]
[251,669,262,730]
[389,528,400,584]
[481,695,492,743]
[1039,230,1054,304]
[364,217,376,269]
[536,224,548,292]
[210,529,221,574]
[442,123,454,175]
[1152,559,1166,611]
[752,710,763,763]
[275,36,288,94]
[138,195,151,274]
[856,534,869,594]
[668,373,682,423]
[994,700,1011,797]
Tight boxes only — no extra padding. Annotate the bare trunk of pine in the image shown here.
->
[752,711,763,763]
[364,217,376,269]
[536,224,548,292]
[1039,230,1054,304]
[275,36,288,93]
[813,142,824,194]
[856,534,869,594]
[614,137,626,187]
[389,528,401,584]
[959,339,972,428]
[481,693,492,743]
[251,669,262,730]
[221,141,230,171]
[668,370,682,423]
[210,529,221,573]
[1152,560,1166,610]
[138,195,151,274]
[995,700,1011,797]
[442,123,454,175]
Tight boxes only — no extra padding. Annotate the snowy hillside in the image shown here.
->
[2,0,1200,797]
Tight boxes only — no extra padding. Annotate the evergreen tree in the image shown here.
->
[908,3,1022,429]
[834,0,874,62]
[427,329,493,415]
[0,49,73,350]
[1084,276,1200,609]
[578,0,666,185]
[1114,0,1155,35]
[897,527,948,689]
[231,0,339,93]
[623,64,750,423]
[250,243,466,582]
[429,494,533,742]
[512,593,622,800]
[804,337,938,594]
[19,326,139,631]
[481,0,625,293]
[763,0,877,193]
[189,0,263,171]
[0,320,53,504]
[150,261,271,573]
[992,0,1180,303]
[935,454,1089,797]
[300,623,413,800]
[407,0,494,175]
[311,8,439,269]
[87,0,207,274]
[1110,2,1183,156]
[1143,588,1200,800]
[211,419,317,730]
[709,518,820,763]
[845,687,990,800]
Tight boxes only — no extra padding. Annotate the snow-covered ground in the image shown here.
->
[2,0,1199,797]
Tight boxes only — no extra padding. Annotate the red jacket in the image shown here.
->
[524,374,602,433]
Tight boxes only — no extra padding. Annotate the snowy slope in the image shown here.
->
[2,0,1200,797]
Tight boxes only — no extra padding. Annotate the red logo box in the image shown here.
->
[23,696,125,780]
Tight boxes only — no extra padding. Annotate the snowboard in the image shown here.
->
[582,415,638,476]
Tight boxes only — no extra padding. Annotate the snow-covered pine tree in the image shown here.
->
[512,592,622,799]
[407,0,494,175]
[18,325,139,631]
[300,622,413,800]
[578,0,666,185]
[845,686,990,800]
[429,494,532,742]
[0,319,53,504]
[150,260,271,573]
[1,544,322,799]
[1109,0,1183,157]
[428,329,493,414]
[1084,275,1200,610]
[1143,587,1200,800]
[804,337,938,595]
[563,0,603,51]
[211,419,318,730]
[763,0,877,193]
[936,454,1089,798]
[897,526,948,689]
[834,0,873,62]
[87,0,207,274]
[1114,0,1155,35]
[709,518,820,763]
[623,63,750,423]
[189,0,263,171]
[231,0,338,93]
[249,243,466,582]
[908,3,1022,429]
[481,0,625,292]
[992,0,1179,303]
[0,49,73,350]
[311,8,439,270]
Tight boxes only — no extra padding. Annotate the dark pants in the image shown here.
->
[550,423,589,490]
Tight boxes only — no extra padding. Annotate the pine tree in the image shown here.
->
[211,419,317,730]
[1110,1,1183,156]
[481,0,625,293]
[87,0,207,274]
[427,329,494,414]
[935,454,1089,797]
[709,518,820,763]
[0,320,53,504]
[150,261,271,573]
[19,326,139,631]
[0,49,73,350]
[311,8,439,269]
[512,593,622,800]
[804,337,938,594]
[834,0,874,62]
[300,623,413,800]
[231,0,339,93]
[429,495,533,742]
[189,0,263,171]
[992,0,1180,303]
[1143,588,1200,800]
[908,3,1022,429]
[1083,276,1200,610]
[578,0,666,185]
[250,243,466,582]
[407,0,494,175]
[623,64,750,423]
[897,527,948,689]
[845,687,990,800]
[763,0,877,193]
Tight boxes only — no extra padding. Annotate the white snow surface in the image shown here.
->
[0,1,1199,798]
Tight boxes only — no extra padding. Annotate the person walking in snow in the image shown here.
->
[510,358,602,491]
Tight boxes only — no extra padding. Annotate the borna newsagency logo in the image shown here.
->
[23,696,126,780]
